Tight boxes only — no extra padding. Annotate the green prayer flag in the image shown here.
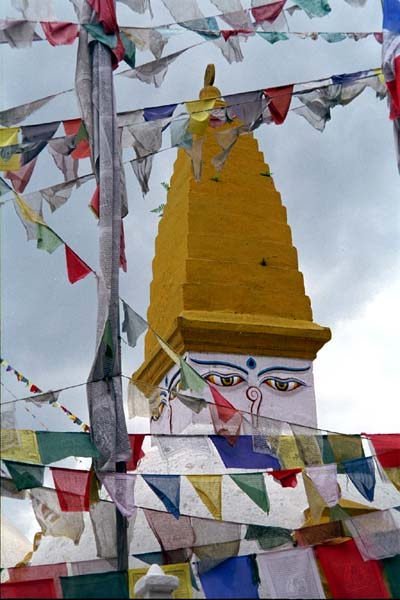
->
[120,32,136,69]
[245,525,293,550]
[295,0,331,17]
[382,555,400,599]
[4,460,44,490]
[179,359,207,394]
[83,23,118,49]
[322,435,336,465]
[76,121,89,143]
[320,32,347,43]
[257,32,289,44]
[36,431,99,464]
[60,571,129,599]
[37,224,63,254]
[230,473,269,513]
[329,504,351,523]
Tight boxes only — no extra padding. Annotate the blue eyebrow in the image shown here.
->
[257,366,311,377]
[190,358,248,375]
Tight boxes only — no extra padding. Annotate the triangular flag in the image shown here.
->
[100,472,137,518]
[65,245,92,283]
[37,224,63,253]
[302,471,327,523]
[229,473,269,513]
[342,456,376,502]
[89,184,100,217]
[208,384,242,445]
[155,334,180,366]
[142,474,181,519]
[305,464,340,507]
[121,299,148,348]
[4,460,44,490]
[13,192,45,225]
[187,475,222,520]
[179,359,207,394]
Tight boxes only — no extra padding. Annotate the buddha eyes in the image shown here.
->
[204,373,245,387]
[262,378,304,392]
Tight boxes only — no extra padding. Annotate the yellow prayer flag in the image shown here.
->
[154,334,181,366]
[0,154,21,171]
[275,435,304,469]
[385,467,400,492]
[0,429,41,464]
[129,563,193,599]
[13,192,45,225]
[0,127,20,147]
[302,471,326,524]
[293,433,323,466]
[187,474,222,520]
[327,434,363,464]
[185,98,216,136]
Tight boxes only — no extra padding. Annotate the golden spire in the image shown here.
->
[133,69,331,385]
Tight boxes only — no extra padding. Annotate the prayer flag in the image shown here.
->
[180,359,207,393]
[302,471,327,523]
[60,571,129,599]
[193,519,241,573]
[342,456,376,502]
[187,475,222,520]
[295,520,345,546]
[31,487,85,543]
[100,472,137,518]
[144,509,195,551]
[4,460,44,490]
[126,434,145,471]
[305,464,340,507]
[155,334,181,365]
[0,579,57,599]
[252,1,287,23]
[208,384,242,444]
[366,433,400,467]
[89,184,100,217]
[142,474,181,519]
[65,245,92,283]
[199,555,260,599]
[63,119,91,159]
[144,104,177,121]
[41,21,79,46]
[36,431,99,464]
[264,85,293,124]
[121,299,148,348]
[345,509,400,561]
[294,0,331,17]
[51,467,92,511]
[7,563,68,599]
[267,468,302,488]
[5,158,37,192]
[383,0,400,33]
[229,473,269,512]
[258,547,325,599]
[211,435,281,469]
[0,429,41,463]
[1,476,27,500]
[382,554,400,598]
[316,539,390,598]
[13,191,45,225]
[37,224,64,253]
[327,434,364,472]
[245,525,293,550]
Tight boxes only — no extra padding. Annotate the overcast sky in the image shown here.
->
[1,0,399,448]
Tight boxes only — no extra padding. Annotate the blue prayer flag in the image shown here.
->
[210,436,281,469]
[142,474,181,519]
[342,456,376,502]
[199,555,259,599]
[383,0,400,33]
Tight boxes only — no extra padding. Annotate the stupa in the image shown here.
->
[133,66,331,434]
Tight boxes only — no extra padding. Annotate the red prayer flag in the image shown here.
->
[208,384,242,445]
[30,384,41,393]
[40,22,79,46]
[264,85,294,125]
[126,434,146,471]
[51,467,91,511]
[366,434,400,468]
[120,221,127,272]
[251,0,287,23]
[221,29,251,41]
[63,119,90,159]
[267,468,302,488]
[8,563,68,599]
[5,157,38,192]
[89,184,100,218]
[1,579,57,599]
[65,245,92,284]
[316,539,390,599]
[87,0,118,34]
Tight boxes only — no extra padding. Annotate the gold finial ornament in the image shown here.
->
[204,64,215,87]
[199,63,221,100]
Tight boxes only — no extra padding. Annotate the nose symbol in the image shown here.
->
[246,386,263,415]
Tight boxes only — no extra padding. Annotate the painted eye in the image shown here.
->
[263,378,303,392]
[204,373,245,387]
